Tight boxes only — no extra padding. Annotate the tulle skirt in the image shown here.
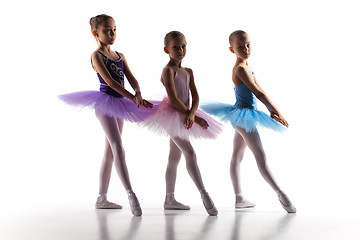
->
[201,102,286,133]
[141,97,223,140]
[58,91,159,122]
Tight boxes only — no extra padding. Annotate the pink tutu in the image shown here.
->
[141,97,222,140]
[58,91,160,122]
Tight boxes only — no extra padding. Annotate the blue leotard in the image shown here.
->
[234,72,257,109]
[201,72,285,132]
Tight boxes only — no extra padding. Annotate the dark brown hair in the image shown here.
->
[89,14,114,31]
[164,31,186,47]
[229,30,247,45]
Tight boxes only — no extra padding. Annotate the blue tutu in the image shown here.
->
[201,72,286,133]
[201,102,285,133]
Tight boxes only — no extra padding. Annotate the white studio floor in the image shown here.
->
[2,204,359,240]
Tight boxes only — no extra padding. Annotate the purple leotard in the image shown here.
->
[93,51,125,97]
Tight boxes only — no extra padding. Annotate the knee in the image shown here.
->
[168,152,181,164]
[186,148,196,158]
[110,143,125,159]
[184,149,197,163]
[255,151,267,166]
[104,149,114,162]
[103,155,114,164]
[231,151,244,164]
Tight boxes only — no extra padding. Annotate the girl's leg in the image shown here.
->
[230,130,256,208]
[165,139,182,194]
[230,131,246,200]
[235,126,280,191]
[171,137,217,216]
[98,139,114,195]
[171,137,204,191]
[96,112,141,215]
[164,139,190,210]
[235,126,295,213]
[96,112,131,189]
[96,138,123,209]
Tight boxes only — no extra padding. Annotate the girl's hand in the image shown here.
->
[133,92,143,108]
[195,116,209,129]
[271,112,289,128]
[185,111,196,129]
[142,99,153,109]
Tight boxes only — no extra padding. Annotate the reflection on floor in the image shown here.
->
[2,206,359,240]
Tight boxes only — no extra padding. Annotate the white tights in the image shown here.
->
[230,126,281,196]
[96,111,132,195]
[165,137,206,194]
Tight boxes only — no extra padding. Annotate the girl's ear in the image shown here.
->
[164,47,169,54]
[229,46,234,53]
[92,30,98,37]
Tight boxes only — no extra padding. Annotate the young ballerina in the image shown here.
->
[201,30,296,213]
[59,14,155,216]
[142,31,222,216]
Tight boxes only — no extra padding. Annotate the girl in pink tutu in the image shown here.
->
[59,14,155,216]
[142,31,222,216]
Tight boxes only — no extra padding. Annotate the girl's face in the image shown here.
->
[95,19,116,45]
[230,34,251,60]
[165,37,187,61]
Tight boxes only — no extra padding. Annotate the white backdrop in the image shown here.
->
[1,0,359,215]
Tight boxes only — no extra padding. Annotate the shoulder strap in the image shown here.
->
[90,51,107,70]
[96,51,107,58]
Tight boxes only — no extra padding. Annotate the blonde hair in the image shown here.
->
[164,31,186,47]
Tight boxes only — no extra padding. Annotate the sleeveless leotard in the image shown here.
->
[161,71,190,106]
[201,72,285,132]
[93,51,125,97]
[234,72,257,109]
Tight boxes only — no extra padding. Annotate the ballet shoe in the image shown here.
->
[278,192,296,213]
[201,192,218,216]
[235,199,256,209]
[95,199,123,209]
[164,199,191,210]
[128,193,142,216]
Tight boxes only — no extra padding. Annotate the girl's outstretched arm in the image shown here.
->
[234,66,288,127]
[92,52,136,101]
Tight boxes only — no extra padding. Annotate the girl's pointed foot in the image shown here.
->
[128,193,142,216]
[277,191,296,213]
[201,191,218,216]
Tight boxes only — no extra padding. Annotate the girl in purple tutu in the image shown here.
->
[59,14,154,216]
[201,30,296,213]
[142,31,222,216]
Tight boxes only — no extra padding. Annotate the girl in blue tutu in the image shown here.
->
[201,30,296,213]
[59,14,155,216]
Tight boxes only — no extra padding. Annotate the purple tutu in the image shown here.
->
[141,97,223,140]
[58,91,159,122]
